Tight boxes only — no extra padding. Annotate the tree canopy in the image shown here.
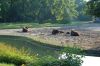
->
[0,0,78,22]
[86,0,100,17]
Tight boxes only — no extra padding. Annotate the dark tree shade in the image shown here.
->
[86,0,100,17]
[0,0,78,22]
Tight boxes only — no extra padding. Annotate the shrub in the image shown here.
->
[34,54,83,66]
[35,47,83,66]
[0,43,38,65]
[37,56,57,66]
[40,54,83,66]
[60,47,84,55]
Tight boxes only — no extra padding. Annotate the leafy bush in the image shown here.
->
[0,43,38,65]
[32,47,83,66]
[33,54,83,66]
[60,47,85,55]
[36,56,57,66]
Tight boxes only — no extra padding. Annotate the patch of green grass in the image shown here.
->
[0,35,83,66]
[0,21,88,29]
[0,44,37,65]
[0,63,15,66]
[0,44,83,66]
[0,35,61,57]
[0,35,84,57]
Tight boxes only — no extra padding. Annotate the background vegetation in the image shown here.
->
[0,0,95,23]
[0,0,77,22]
[86,0,100,17]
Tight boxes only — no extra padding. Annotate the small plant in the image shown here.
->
[36,47,84,66]
[60,46,85,55]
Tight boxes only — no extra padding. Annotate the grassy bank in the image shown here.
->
[0,35,84,56]
[0,21,88,29]
[0,35,61,57]
[0,44,37,65]
[0,43,83,66]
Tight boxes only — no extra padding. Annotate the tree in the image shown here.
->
[38,0,78,22]
[0,0,10,22]
[0,0,78,22]
[86,0,100,17]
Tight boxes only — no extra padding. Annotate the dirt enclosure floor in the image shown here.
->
[31,28,100,56]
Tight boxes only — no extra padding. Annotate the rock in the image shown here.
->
[71,30,79,36]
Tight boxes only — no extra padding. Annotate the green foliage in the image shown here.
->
[0,63,15,66]
[0,0,77,22]
[0,35,59,57]
[0,44,38,65]
[86,0,100,17]
[75,0,92,21]
[32,56,57,66]
[0,43,83,66]
[34,50,83,66]
[0,36,83,66]
[31,47,83,66]
[60,47,84,55]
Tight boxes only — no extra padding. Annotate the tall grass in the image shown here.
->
[0,35,60,57]
[0,42,83,66]
[0,63,15,66]
[0,43,38,65]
